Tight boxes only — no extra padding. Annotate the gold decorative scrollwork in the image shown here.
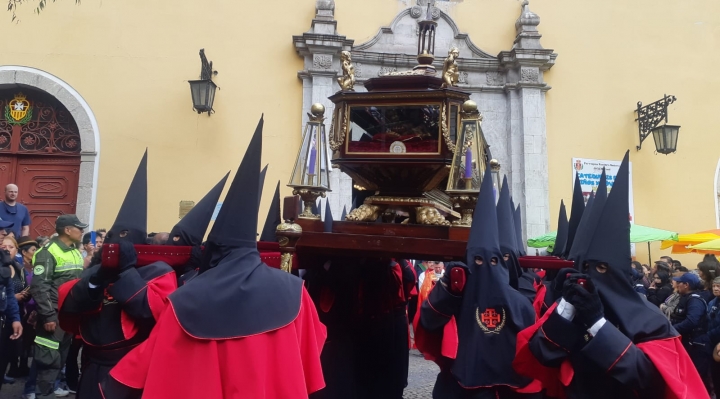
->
[415,206,451,226]
[346,204,382,222]
[441,102,455,153]
[280,253,293,273]
[276,222,302,234]
[329,107,339,151]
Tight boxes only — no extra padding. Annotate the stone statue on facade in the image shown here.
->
[337,51,356,91]
[441,47,460,88]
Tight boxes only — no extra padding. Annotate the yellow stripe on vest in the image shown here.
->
[34,336,59,350]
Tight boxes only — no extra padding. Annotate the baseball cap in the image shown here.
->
[673,272,701,288]
[56,214,89,230]
[0,217,13,229]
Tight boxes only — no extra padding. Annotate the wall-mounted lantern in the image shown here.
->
[635,94,680,155]
[188,49,218,115]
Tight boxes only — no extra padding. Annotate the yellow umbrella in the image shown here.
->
[688,238,720,255]
[661,229,720,254]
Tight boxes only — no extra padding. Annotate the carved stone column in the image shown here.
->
[498,0,556,251]
[293,0,354,218]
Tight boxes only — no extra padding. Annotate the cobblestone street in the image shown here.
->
[2,350,437,398]
[404,349,438,398]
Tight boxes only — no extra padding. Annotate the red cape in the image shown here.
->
[513,302,710,399]
[105,287,327,399]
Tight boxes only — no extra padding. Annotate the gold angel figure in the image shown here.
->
[337,51,356,91]
[441,47,460,88]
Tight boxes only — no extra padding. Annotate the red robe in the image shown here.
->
[104,287,327,399]
[514,302,710,399]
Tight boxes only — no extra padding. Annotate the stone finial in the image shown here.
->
[316,0,335,11]
[515,0,540,31]
[513,0,543,50]
[315,0,335,21]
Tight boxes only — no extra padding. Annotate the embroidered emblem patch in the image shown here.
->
[476,307,506,334]
[34,265,45,275]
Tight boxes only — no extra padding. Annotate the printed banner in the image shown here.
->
[572,157,635,254]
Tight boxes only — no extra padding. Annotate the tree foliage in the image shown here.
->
[7,0,80,22]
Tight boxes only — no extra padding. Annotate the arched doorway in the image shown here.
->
[0,88,81,237]
[0,66,99,231]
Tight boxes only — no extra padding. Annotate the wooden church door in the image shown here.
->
[0,90,81,238]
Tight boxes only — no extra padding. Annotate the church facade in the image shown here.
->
[0,0,717,262]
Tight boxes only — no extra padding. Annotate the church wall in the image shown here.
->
[1,0,718,264]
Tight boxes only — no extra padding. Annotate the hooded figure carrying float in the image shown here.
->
[514,151,709,399]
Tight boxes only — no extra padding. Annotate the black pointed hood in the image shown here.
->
[563,174,585,258]
[513,201,525,257]
[550,201,568,257]
[497,176,520,289]
[583,151,675,342]
[206,123,263,251]
[341,206,347,221]
[169,173,229,246]
[453,167,536,389]
[324,203,334,233]
[259,181,281,242]
[258,164,268,209]
[106,150,147,245]
[312,200,319,216]
[568,169,608,265]
[171,116,303,340]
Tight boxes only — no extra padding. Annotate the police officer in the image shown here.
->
[671,272,711,390]
[29,215,87,399]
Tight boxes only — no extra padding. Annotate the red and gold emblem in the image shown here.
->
[5,93,32,125]
[574,159,583,171]
[475,307,506,334]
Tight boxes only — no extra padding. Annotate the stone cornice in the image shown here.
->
[497,48,557,71]
[293,33,354,57]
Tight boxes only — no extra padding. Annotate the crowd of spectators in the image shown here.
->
[638,254,720,396]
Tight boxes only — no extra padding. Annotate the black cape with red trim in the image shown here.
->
[514,151,709,399]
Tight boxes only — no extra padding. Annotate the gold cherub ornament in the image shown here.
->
[441,47,460,88]
[337,51,356,91]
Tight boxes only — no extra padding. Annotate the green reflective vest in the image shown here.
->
[33,241,83,276]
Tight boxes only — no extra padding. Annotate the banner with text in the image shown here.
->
[572,156,635,226]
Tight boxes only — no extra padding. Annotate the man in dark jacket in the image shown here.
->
[671,272,711,390]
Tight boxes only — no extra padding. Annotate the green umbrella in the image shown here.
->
[528,224,678,247]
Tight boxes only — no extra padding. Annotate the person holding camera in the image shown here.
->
[0,235,29,386]
[0,219,22,389]
[514,153,708,399]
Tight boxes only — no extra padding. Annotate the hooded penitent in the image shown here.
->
[453,166,536,389]
[582,151,675,342]
[258,164,268,209]
[259,181,282,242]
[169,116,303,339]
[513,202,525,257]
[497,176,521,290]
[563,174,585,259]
[550,201,568,258]
[324,202,333,233]
[169,173,229,246]
[105,150,148,245]
[567,169,608,267]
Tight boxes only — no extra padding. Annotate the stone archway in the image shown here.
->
[0,66,100,228]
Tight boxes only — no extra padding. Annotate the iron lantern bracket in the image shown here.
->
[634,94,676,151]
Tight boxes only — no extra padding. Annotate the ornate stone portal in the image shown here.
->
[293,0,557,247]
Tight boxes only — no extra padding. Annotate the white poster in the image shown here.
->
[572,157,635,254]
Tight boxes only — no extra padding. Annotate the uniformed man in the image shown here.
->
[671,272,711,390]
[29,214,87,399]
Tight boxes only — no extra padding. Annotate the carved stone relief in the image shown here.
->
[520,67,539,83]
[313,54,333,69]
